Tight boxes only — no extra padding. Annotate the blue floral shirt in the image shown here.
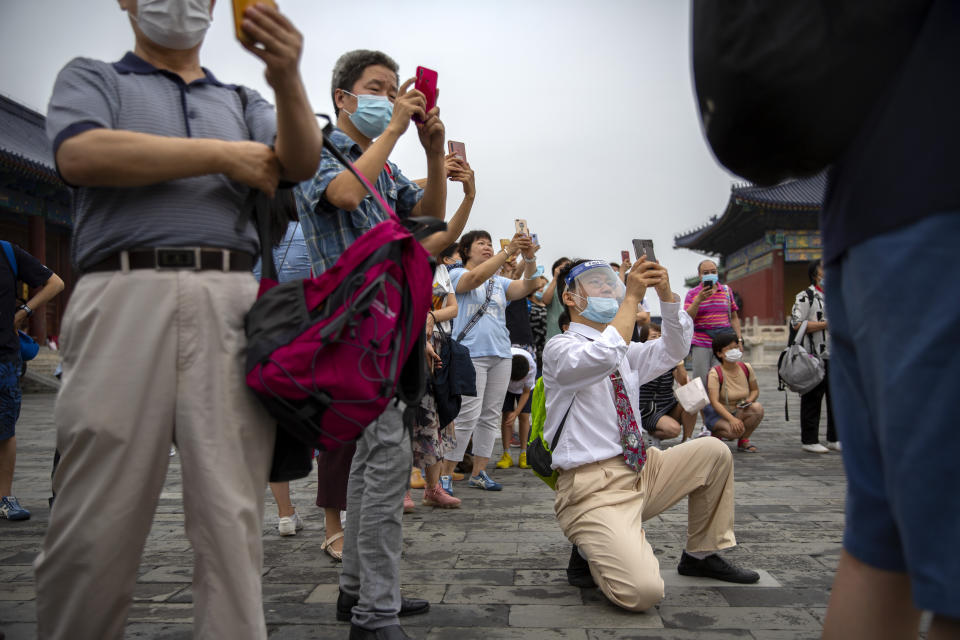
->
[294,127,423,275]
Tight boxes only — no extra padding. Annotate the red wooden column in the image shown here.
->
[27,215,47,343]
[771,249,785,325]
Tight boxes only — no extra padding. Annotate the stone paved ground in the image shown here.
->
[0,365,848,639]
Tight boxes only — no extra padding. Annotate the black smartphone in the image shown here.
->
[632,239,657,263]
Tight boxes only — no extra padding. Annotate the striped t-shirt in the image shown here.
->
[683,283,739,348]
[46,53,279,269]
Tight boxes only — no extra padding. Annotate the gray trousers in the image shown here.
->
[340,404,412,630]
[691,346,720,387]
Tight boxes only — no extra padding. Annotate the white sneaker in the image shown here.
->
[802,443,830,454]
[826,441,842,452]
[277,511,303,536]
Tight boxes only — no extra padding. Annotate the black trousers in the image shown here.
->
[800,360,836,444]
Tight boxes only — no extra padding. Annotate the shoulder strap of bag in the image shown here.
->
[274,221,300,273]
[714,364,723,387]
[793,320,809,346]
[549,399,574,452]
[738,361,750,379]
[456,277,496,342]
[0,241,17,279]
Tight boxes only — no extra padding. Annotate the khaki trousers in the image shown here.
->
[34,270,275,640]
[555,437,736,611]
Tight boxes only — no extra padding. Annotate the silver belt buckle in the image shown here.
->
[155,247,201,270]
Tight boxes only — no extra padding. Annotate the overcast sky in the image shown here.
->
[0,0,737,314]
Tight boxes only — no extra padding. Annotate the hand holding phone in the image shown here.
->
[232,0,277,45]
[515,218,529,237]
[632,239,657,263]
[413,66,438,123]
[737,400,752,409]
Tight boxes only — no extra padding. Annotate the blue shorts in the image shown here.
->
[0,357,22,441]
[502,391,532,415]
[827,212,960,617]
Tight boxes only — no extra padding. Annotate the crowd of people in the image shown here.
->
[0,2,894,640]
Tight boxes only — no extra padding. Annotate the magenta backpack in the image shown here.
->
[243,124,436,450]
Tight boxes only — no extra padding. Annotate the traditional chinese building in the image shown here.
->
[674,173,826,325]
[0,94,74,342]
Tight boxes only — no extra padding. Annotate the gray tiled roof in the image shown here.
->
[0,93,54,170]
[730,171,827,209]
[673,171,826,254]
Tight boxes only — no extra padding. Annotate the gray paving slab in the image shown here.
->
[0,365,852,639]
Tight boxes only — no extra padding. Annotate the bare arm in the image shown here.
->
[506,276,541,301]
[674,363,688,386]
[237,4,321,181]
[731,312,742,342]
[419,155,475,256]
[541,276,559,305]
[431,293,459,324]
[324,128,404,211]
[746,369,759,403]
[56,130,280,192]
[793,320,828,332]
[505,238,540,301]
[410,140,446,219]
[685,288,707,318]
[456,234,529,293]
[14,274,65,330]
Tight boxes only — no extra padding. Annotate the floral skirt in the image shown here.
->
[412,334,457,471]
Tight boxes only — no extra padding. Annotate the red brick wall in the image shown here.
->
[726,251,785,324]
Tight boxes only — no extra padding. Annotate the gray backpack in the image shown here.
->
[777,320,825,398]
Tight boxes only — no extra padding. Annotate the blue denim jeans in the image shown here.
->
[826,211,960,617]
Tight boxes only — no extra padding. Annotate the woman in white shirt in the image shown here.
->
[443,230,542,491]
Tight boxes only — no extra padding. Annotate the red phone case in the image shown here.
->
[414,66,438,122]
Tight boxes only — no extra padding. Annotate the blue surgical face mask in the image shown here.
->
[534,290,545,300]
[702,273,719,287]
[574,293,619,324]
[344,92,393,139]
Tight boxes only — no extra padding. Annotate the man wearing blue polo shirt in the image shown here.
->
[34,1,323,638]
[294,49,446,640]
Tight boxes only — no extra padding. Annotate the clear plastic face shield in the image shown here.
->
[564,261,625,322]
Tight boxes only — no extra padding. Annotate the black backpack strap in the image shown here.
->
[549,400,574,452]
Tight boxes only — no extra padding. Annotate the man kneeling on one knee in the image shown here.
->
[543,258,759,612]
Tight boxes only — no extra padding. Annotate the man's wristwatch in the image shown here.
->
[18,304,33,318]
[523,256,537,264]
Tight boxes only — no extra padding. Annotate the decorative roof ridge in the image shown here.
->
[0,148,62,185]
[0,93,46,128]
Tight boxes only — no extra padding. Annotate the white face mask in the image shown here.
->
[724,348,743,362]
[134,0,212,50]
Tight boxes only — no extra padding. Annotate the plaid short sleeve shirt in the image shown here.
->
[294,127,423,275]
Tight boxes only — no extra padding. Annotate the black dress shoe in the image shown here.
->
[348,623,413,640]
[566,544,597,588]
[677,551,760,584]
[337,590,430,622]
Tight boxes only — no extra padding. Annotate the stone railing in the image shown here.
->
[741,317,788,366]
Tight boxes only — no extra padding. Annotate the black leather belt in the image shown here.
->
[83,248,255,274]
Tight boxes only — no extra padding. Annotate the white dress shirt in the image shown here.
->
[542,301,693,471]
